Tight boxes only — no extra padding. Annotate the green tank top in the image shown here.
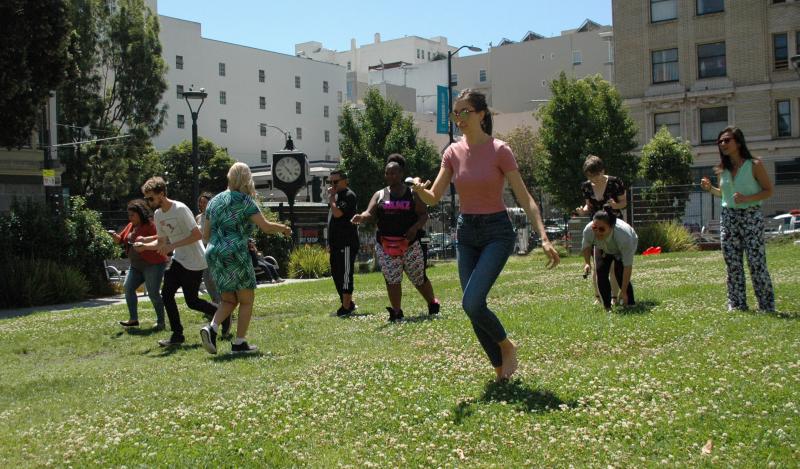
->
[720,159,762,209]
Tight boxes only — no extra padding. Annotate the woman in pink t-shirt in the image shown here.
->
[413,89,560,381]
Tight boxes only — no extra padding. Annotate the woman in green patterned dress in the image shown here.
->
[200,162,291,354]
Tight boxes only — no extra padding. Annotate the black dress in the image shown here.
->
[580,176,626,218]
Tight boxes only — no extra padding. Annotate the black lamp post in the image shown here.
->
[264,124,294,150]
[446,45,482,229]
[184,87,208,213]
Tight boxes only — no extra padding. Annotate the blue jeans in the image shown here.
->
[456,211,516,367]
[124,262,166,323]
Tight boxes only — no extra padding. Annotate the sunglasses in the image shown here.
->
[449,109,475,121]
[717,137,734,145]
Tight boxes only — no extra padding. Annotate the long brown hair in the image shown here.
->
[456,89,493,135]
[716,126,754,173]
[127,199,152,225]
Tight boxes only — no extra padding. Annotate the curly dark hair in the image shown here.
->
[127,199,152,225]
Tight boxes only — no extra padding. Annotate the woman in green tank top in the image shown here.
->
[700,126,775,312]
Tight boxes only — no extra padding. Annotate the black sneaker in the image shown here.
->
[158,335,185,347]
[348,302,358,312]
[231,341,258,354]
[119,320,139,327]
[336,306,351,317]
[386,306,404,322]
[428,299,441,315]
[200,325,218,354]
[153,322,166,331]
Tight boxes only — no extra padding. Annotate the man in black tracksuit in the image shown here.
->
[327,169,360,317]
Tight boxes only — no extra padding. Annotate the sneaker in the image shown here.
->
[231,341,258,354]
[153,322,166,331]
[428,299,440,315]
[119,320,139,327]
[336,306,351,317]
[158,335,185,347]
[348,302,358,312]
[200,325,218,355]
[386,306,404,322]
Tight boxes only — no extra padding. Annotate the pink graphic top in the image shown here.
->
[441,138,518,214]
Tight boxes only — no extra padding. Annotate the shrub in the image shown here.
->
[636,221,697,254]
[288,244,330,279]
[252,208,292,277]
[0,257,90,308]
[63,197,120,292]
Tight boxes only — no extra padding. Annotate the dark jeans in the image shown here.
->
[255,260,279,281]
[161,259,219,337]
[330,244,358,301]
[456,211,516,367]
[595,251,635,309]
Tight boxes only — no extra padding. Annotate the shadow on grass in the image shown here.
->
[453,379,577,424]
[751,309,800,320]
[142,343,202,357]
[334,312,372,319]
[614,300,660,315]
[112,327,163,337]
[211,351,266,362]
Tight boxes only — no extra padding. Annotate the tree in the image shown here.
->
[496,125,547,201]
[58,0,168,205]
[0,0,70,148]
[338,88,440,210]
[161,138,236,203]
[638,126,694,221]
[538,73,639,212]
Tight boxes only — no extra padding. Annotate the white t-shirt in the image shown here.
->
[154,200,207,271]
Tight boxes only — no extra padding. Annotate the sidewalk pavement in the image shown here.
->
[0,277,321,320]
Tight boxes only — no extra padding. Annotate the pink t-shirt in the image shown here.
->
[441,138,518,214]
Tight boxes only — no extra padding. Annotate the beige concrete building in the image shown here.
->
[613,0,800,217]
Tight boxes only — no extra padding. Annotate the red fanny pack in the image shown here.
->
[380,236,409,256]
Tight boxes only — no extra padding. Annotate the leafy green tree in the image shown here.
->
[338,88,440,210]
[496,125,547,201]
[538,73,639,212]
[161,138,236,203]
[638,126,694,221]
[0,0,70,148]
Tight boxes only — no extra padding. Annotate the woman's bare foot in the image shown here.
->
[499,339,518,379]
[494,366,504,382]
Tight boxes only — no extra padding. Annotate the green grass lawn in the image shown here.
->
[1,245,799,467]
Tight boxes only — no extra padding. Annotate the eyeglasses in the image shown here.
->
[717,137,734,145]
[449,109,475,121]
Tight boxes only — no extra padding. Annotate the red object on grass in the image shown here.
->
[642,246,662,256]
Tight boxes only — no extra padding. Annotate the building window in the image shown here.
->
[295,75,301,88]
[450,74,458,86]
[260,123,266,136]
[176,55,183,70]
[416,49,420,59]
[479,69,487,82]
[652,48,679,83]
[323,81,329,93]
[220,119,227,133]
[337,90,343,103]
[347,61,351,71]
[324,130,330,143]
[259,96,266,109]
[324,105,329,118]
[773,33,789,70]
[572,50,583,65]
[259,69,265,83]
[697,42,726,78]
[176,84,184,100]
[219,62,226,76]
[541,80,547,87]
[296,102,302,114]
[540,54,545,61]
[777,100,791,137]
[296,127,302,140]
[697,0,723,15]
[651,0,677,22]
[775,158,800,185]
[177,114,185,129]
[699,107,727,143]
[219,91,226,105]
[654,111,680,137]
[261,150,268,163]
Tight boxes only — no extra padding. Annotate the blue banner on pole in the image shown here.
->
[436,85,449,134]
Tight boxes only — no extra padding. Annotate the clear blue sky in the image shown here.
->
[156,0,612,56]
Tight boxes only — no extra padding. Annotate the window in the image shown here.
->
[772,0,787,3]
[775,158,800,185]
[347,61,351,71]
[540,54,545,61]
[337,90,343,103]
[260,123,266,136]
[259,69,265,83]
[773,34,788,70]
[176,84,184,100]
[176,55,183,70]
[777,100,791,137]
[479,69,487,82]
[699,107,727,143]
[324,130,330,143]
[324,105,329,118]
[654,111,680,137]
[261,150,268,163]
[220,119,227,133]
[697,0,723,15]
[572,50,583,65]
[652,48,679,83]
[450,74,458,86]
[218,62,226,76]
[541,80,547,87]
[177,114,185,129]
[698,42,726,78]
[259,96,266,109]
[323,81,329,93]
[296,102,302,114]
[416,49,420,59]
[651,0,677,22]
[295,75,301,88]
[296,127,302,140]
[219,91,226,105]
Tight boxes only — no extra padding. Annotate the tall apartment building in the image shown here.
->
[613,0,800,216]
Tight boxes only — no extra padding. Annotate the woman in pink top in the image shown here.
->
[413,89,560,381]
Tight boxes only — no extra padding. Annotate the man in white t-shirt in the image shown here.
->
[137,177,219,347]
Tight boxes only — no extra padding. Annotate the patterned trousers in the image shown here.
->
[720,207,775,311]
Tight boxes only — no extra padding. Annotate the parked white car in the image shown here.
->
[769,210,800,236]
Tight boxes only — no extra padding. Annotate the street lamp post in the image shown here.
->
[183,87,208,213]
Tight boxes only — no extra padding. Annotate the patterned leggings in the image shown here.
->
[720,207,775,311]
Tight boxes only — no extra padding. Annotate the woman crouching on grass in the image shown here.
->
[581,205,638,311]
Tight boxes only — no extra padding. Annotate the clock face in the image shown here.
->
[274,156,302,183]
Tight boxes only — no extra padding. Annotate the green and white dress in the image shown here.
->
[205,190,259,292]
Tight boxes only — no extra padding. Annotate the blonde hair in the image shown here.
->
[227,162,256,196]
